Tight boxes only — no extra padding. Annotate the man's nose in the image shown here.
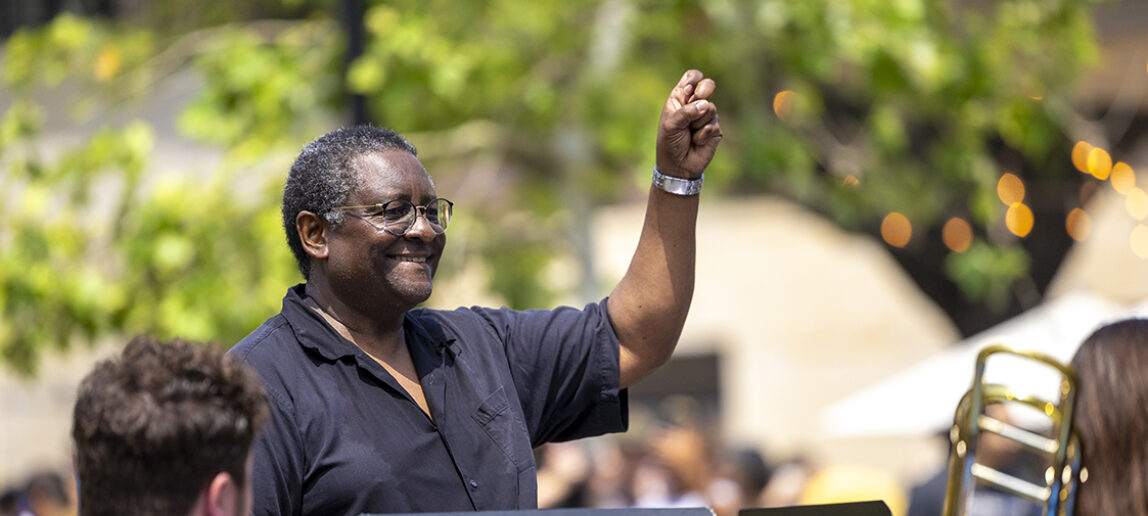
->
[403,208,437,240]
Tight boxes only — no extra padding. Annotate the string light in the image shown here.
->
[1066,208,1091,242]
[997,173,1025,205]
[1131,225,1148,259]
[1087,147,1113,180]
[1111,162,1136,194]
[1127,188,1148,220]
[1071,141,1093,174]
[1006,202,1034,237]
[942,217,973,253]
[881,212,912,248]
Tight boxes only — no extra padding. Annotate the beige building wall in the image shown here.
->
[590,196,960,482]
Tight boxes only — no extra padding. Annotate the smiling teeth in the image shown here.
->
[396,256,426,263]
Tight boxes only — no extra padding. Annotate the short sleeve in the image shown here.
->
[475,298,628,446]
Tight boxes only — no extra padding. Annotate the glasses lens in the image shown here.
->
[376,199,452,235]
[378,199,414,234]
[428,198,451,233]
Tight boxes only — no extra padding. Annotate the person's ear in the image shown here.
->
[203,472,239,516]
[297,210,329,262]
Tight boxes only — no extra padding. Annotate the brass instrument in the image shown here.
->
[942,345,1084,516]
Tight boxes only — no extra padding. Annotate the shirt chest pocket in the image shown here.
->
[472,386,532,471]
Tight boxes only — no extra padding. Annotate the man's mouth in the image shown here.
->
[393,255,428,263]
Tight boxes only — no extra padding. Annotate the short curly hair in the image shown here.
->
[72,336,269,516]
[282,125,418,279]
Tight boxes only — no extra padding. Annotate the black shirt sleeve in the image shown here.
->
[470,298,628,446]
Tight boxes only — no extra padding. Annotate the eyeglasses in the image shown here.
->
[330,197,453,236]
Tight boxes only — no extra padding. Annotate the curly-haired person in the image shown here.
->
[72,336,269,516]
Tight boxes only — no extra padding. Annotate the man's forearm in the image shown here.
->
[608,185,698,388]
[610,69,720,388]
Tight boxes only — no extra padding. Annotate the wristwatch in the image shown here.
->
[652,166,704,196]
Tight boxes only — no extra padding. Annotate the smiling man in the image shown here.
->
[229,69,723,516]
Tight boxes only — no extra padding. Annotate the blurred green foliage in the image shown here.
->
[0,0,1106,373]
[0,15,304,372]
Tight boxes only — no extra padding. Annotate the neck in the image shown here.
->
[304,276,407,355]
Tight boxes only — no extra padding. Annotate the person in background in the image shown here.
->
[1070,319,1148,516]
[21,472,74,516]
[535,442,593,509]
[0,488,19,516]
[758,457,814,508]
[633,423,711,508]
[72,336,268,516]
[707,447,773,516]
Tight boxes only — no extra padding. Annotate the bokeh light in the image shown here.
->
[773,90,795,120]
[1087,147,1112,180]
[1071,141,1093,174]
[1006,202,1034,237]
[94,45,121,81]
[1066,208,1091,242]
[942,217,973,253]
[881,212,912,248]
[996,173,1025,205]
[1132,225,1148,259]
[1126,188,1148,220]
[1111,162,1136,194]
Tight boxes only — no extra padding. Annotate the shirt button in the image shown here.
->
[469,479,479,488]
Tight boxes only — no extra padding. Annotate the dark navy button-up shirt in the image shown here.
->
[229,285,628,516]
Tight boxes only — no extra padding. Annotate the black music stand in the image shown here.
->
[738,501,891,516]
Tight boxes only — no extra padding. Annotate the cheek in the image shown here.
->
[432,236,447,269]
[328,242,385,284]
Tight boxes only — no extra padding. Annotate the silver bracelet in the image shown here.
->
[652,166,703,196]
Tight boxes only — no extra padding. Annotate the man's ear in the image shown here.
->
[297,210,329,262]
[203,472,238,516]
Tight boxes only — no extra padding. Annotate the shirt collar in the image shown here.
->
[280,284,457,362]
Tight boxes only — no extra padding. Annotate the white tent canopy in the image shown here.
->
[820,291,1146,439]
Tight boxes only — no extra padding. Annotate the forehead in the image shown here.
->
[349,150,435,202]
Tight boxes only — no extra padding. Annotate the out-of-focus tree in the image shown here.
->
[702,0,1119,334]
[0,0,1125,373]
[0,10,322,372]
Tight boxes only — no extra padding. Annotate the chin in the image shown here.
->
[396,282,434,306]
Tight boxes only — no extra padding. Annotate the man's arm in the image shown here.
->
[608,69,722,388]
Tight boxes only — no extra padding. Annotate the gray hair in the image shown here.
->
[282,125,418,279]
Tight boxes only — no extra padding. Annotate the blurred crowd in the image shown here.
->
[533,395,910,516]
